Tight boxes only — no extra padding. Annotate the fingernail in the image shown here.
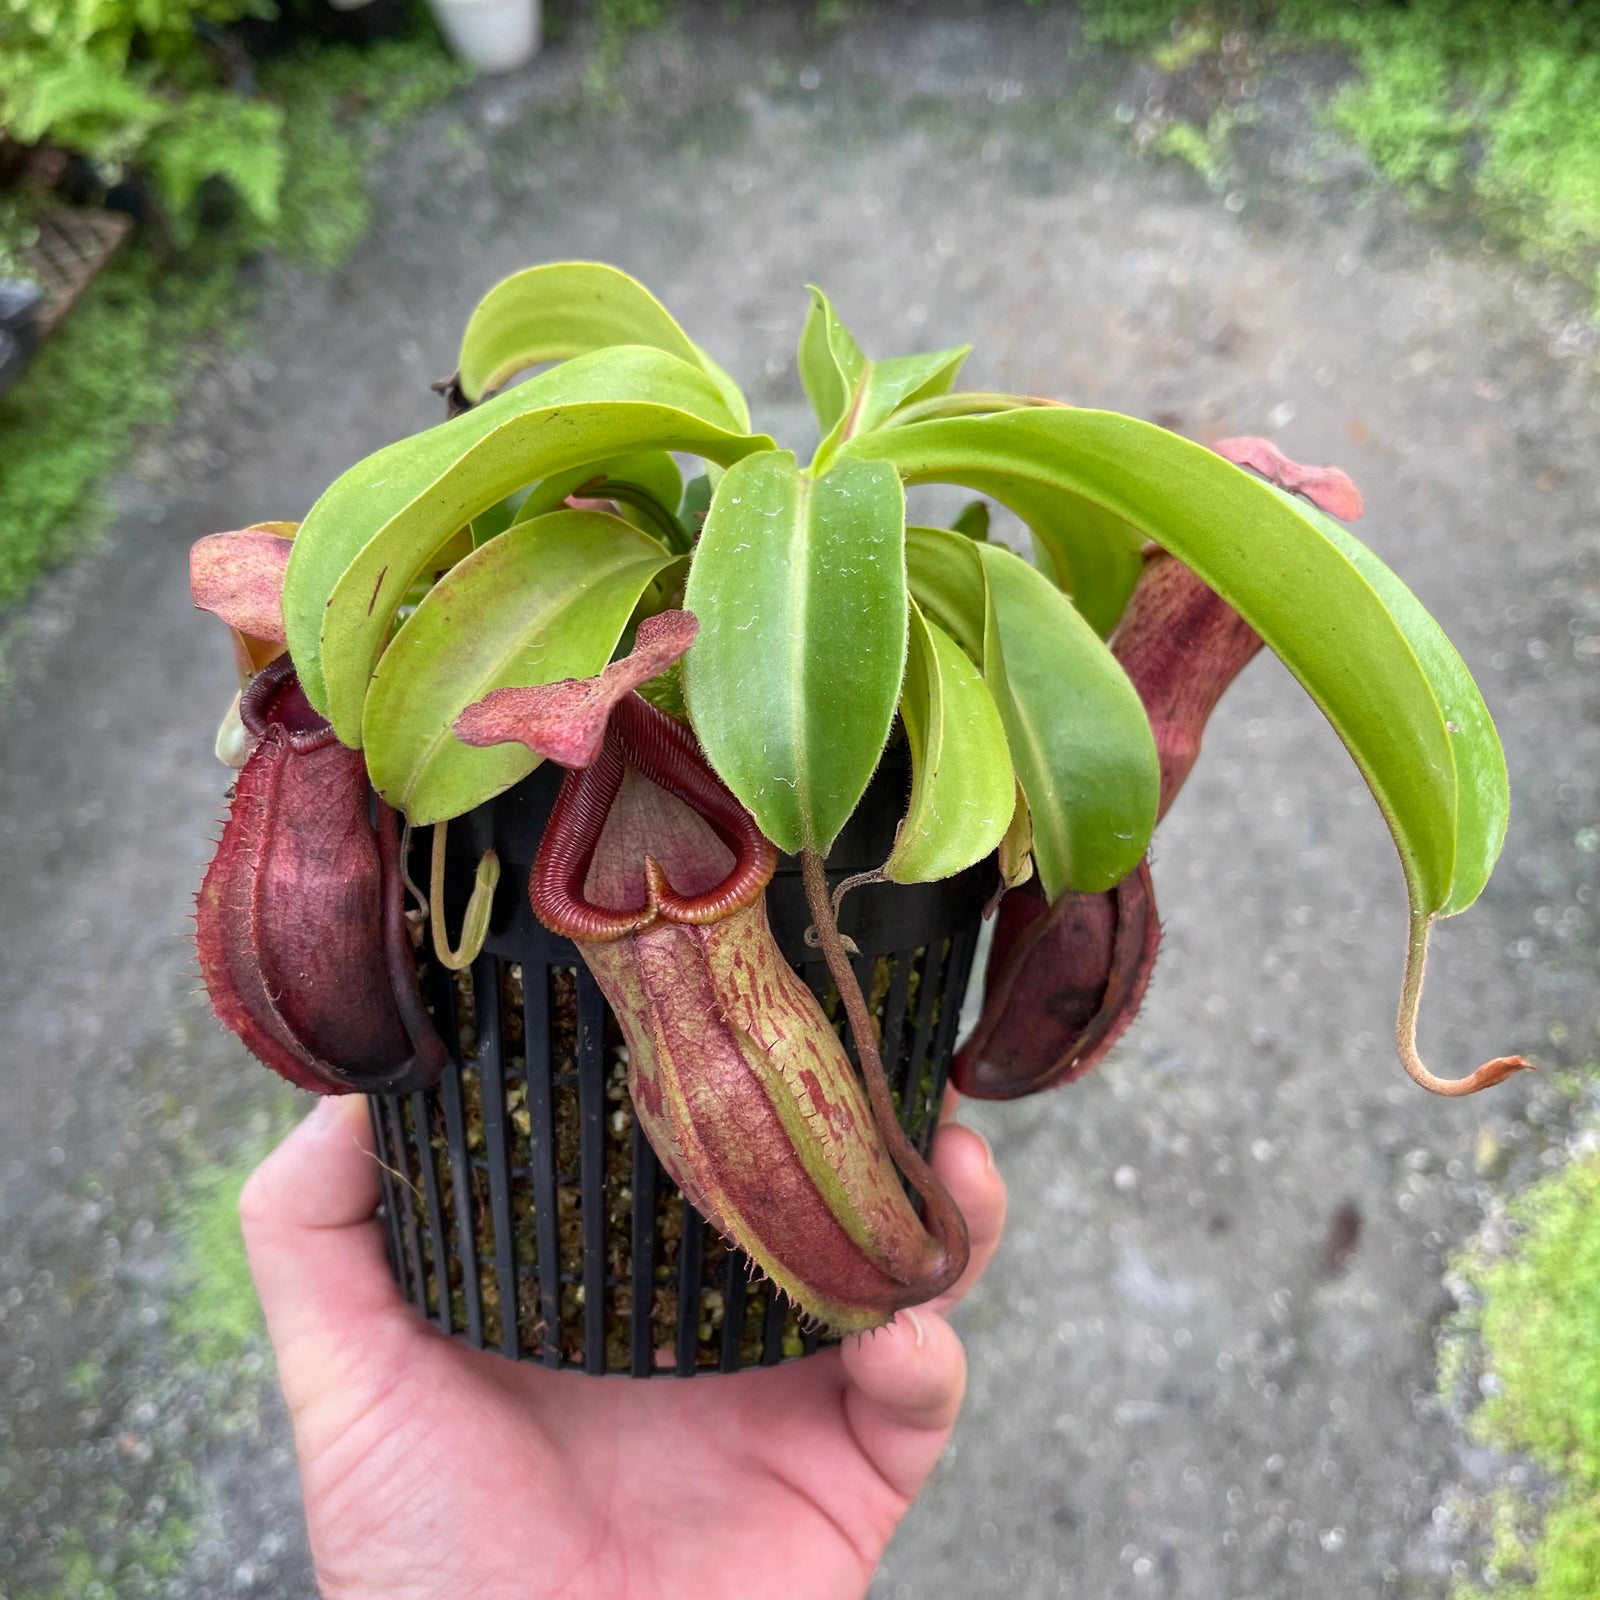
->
[903,1308,926,1349]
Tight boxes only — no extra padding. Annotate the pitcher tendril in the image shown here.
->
[427,820,500,973]
[1397,913,1533,1097]
[800,848,969,1305]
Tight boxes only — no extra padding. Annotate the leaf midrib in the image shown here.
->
[790,471,815,843]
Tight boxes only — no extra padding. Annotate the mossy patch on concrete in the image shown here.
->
[1074,0,1600,310]
[166,1146,276,1370]
[1445,1141,1600,1599]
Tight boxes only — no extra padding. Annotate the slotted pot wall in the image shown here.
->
[370,745,987,1377]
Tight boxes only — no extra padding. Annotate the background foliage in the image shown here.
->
[4,0,1598,617]
[1069,0,1600,307]
[0,0,284,238]
[0,27,468,614]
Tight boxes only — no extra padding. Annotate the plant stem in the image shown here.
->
[801,847,970,1298]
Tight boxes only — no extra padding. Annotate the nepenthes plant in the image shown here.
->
[190,261,1527,1340]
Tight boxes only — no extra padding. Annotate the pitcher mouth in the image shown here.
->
[530,692,778,943]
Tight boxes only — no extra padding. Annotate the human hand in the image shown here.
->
[241,1092,1007,1600]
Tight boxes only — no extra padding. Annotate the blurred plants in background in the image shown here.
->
[1069,0,1600,310]
[5,0,1599,619]
[0,0,284,242]
[0,10,468,615]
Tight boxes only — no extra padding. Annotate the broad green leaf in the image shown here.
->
[458,263,701,397]
[859,405,1146,636]
[1275,486,1508,917]
[282,345,772,736]
[906,524,987,662]
[847,408,1503,920]
[683,450,908,854]
[456,261,752,430]
[511,451,685,545]
[471,490,526,546]
[696,354,754,436]
[907,522,1156,894]
[363,511,675,824]
[814,345,972,469]
[1028,499,1146,636]
[951,500,990,541]
[797,287,865,436]
[884,603,1016,884]
[978,543,1159,896]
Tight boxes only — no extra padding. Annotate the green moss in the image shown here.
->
[1075,0,1600,308]
[1066,0,1197,49]
[1287,0,1600,293]
[17,1517,199,1600]
[0,233,246,608]
[255,35,472,268]
[166,1146,273,1367]
[1447,1151,1600,1599]
[1472,1156,1600,1478]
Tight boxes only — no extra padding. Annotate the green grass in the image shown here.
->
[1446,1150,1600,1599]
[1150,116,1225,184]
[0,30,468,614]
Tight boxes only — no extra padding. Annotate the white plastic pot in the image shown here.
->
[426,0,539,73]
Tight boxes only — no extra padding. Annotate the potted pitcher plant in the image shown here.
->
[190,261,1526,1374]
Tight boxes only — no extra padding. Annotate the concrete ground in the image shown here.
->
[2,6,1597,1597]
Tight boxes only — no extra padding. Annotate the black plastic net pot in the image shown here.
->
[368,742,987,1377]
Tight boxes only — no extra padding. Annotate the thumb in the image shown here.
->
[240,1095,412,1420]
[839,1307,966,1501]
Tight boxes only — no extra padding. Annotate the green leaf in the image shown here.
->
[848,407,1506,920]
[511,451,685,545]
[884,603,1016,884]
[978,542,1159,897]
[856,406,1146,635]
[282,345,772,738]
[797,287,865,436]
[1276,487,1508,917]
[797,286,969,469]
[905,524,987,662]
[454,261,750,428]
[951,500,990,541]
[1027,498,1146,636]
[471,490,526,545]
[683,450,908,854]
[363,510,676,824]
[679,472,713,534]
[814,345,972,469]
[907,523,1157,894]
